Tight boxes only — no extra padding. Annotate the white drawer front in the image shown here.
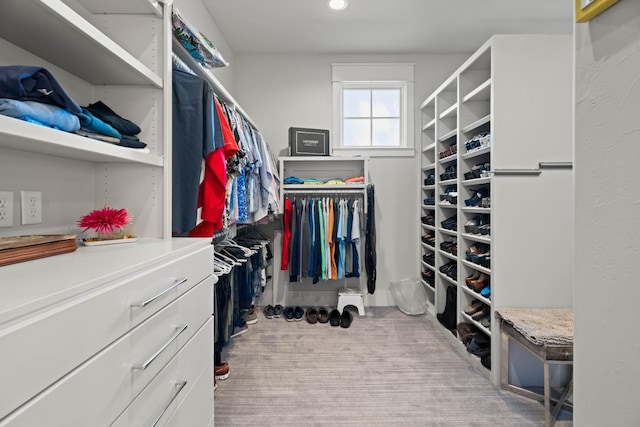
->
[110,318,213,427]
[164,358,214,427]
[0,244,213,420]
[0,278,213,427]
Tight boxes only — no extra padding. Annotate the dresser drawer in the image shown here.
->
[0,244,213,420]
[164,357,214,427]
[111,317,213,427]
[0,277,213,427]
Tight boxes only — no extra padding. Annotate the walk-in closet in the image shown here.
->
[0,0,638,426]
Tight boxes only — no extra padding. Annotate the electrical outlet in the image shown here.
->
[0,191,14,227]
[21,191,42,225]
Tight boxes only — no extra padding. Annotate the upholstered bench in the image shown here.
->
[495,308,573,427]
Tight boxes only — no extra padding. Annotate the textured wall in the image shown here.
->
[575,2,640,425]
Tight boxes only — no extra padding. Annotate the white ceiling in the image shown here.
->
[202,0,574,55]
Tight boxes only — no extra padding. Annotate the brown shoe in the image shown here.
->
[318,307,330,323]
[306,307,319,324]
[215,362,230,380]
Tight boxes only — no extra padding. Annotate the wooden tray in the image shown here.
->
[0,234,77,267]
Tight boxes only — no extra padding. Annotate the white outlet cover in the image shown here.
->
[0,191,14,227]
[21,191,42,225]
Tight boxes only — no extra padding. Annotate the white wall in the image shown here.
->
[232,53,467,306]
[575,2,640,425]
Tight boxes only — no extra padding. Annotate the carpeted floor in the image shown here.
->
[214,307,572,426]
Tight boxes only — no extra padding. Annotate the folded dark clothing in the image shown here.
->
[0,65,82,114]
[76,108,121,139]
[86,100,141,136]
[120,134,147,149]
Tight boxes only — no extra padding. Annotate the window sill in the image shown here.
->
[332,147,415,158]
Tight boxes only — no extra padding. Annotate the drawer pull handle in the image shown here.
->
[131,277,188,308]
[133,325,188,370]
[151,380,188,427]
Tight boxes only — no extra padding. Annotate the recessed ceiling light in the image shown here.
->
[328,0,348,11]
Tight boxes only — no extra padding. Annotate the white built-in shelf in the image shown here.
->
[77,0,162,17]
[421,262,435,272]
[422,224,436,231]
[422,185,436,191]
[462,146,491,160]
[439,178,457,186]
[438,204,457,209]
[438,129,457,142]
[279,156,365,163]
[460,286,492,306]
[422,205,436,210]
[462,79,492,103]
[438,154,457,164]
[421,242,435,251]
[0,115,164,166]
[461,312,492,336]
[439,250,457,261]
[439,103,458,120]
[420,97,435,110]
[0,0,163,88]
[422,118,436,131]
[422,280,435,293]
[422,163,436,171]
[462,115,492,134]
[423,142,436,153]
[461,177,491,187]
[462,259,491,275]
[461,207,490,214]
[439,272,457,286]
[283,184,365,191]
[462,233,491,244]
[173,38,258,128]
[438,228,457,237]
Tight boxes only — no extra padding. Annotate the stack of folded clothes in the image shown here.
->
[0,65,147,151]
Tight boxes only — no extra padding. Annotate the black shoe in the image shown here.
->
[340,310,353,328]
[294,306,305,321]
[329,309,341,326]
[283,306,295,322]
[273,304,284,318]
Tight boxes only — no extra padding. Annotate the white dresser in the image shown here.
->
[0,238,214,426]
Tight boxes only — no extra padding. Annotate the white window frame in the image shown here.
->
[332,63,415,157]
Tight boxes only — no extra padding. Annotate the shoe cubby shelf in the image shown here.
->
[422,242,434,251]
[419,34,573,385]
[461,177,491,187]
[422,262,435,272]
[462,233,491,244]
[461,259,491,275]
[422,224,436,231]
[462,115,492,134]
[422,119,436,131]
[422,185,436,191]
[438,228,457,237]
[461,312,492,336]
[422,144,436,154]
[438,250,457,261]
[462,79,492,103]
[461,146,491,161]
[421,280,436,292]
[422,205,436,211]
[460,285,491,306]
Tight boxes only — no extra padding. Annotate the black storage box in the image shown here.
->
[288,127,329,156]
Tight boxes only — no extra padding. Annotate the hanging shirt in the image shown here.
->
[329,199,337,280]
[318,199,326,281]
[308,199,317,279]
[280,197,292,271]
[346,199,361,278]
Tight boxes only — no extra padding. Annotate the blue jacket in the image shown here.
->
[0,66,81,114]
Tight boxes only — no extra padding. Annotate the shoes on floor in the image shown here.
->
[340,310,353,328]
[231,322,248,338]
[242,309,258,325]
[318,307,330,323]
[294,306,305,321]
[263,305,275,319]
[273,304,284,318]
[306,307,319,324]
[329,309,341,326]
[215,362,230,380]
[283,306,295,322]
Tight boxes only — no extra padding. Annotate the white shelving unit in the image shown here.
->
[418,35,574,386]
[0,1,214,424]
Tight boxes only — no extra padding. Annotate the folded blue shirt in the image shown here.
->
[0,98,80,132]
[76,108,121,139]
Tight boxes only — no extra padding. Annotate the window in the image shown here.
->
[332,63,414,156]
